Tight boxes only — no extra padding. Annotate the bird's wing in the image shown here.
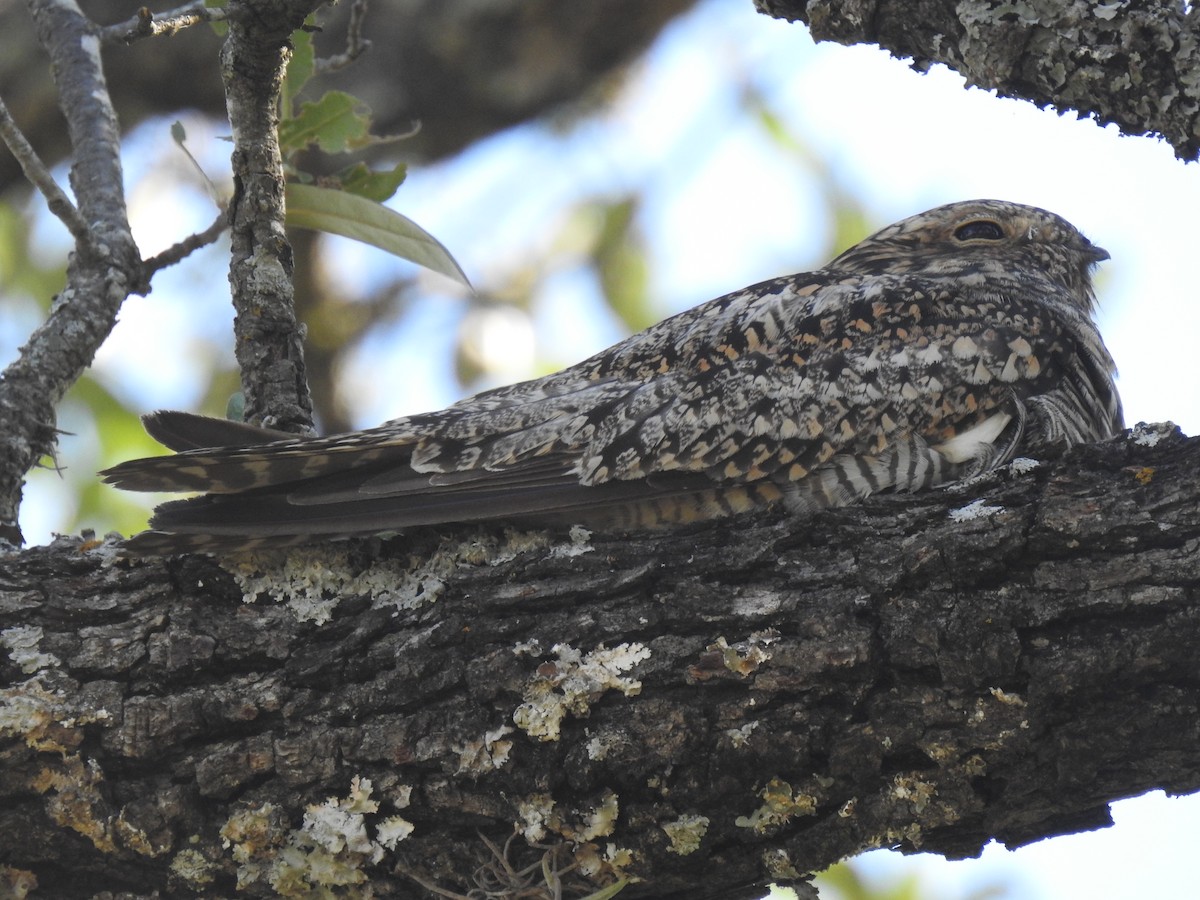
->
[104,270,1111,549]
[395,270,1097,490]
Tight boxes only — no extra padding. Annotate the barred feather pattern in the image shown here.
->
[102,200,1124,554]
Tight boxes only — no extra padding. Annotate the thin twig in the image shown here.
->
[0,95,92,248]
[314,0,371,74]
[143,208,230,277]
[100,2,229,45]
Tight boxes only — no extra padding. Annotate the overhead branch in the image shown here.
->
[756,0,1200,161]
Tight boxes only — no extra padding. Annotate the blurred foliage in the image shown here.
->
[742,82,871,266]
[60,377,170,540]
[0,197,66,309]
[766,856,1015,900]
[591,196,654,333]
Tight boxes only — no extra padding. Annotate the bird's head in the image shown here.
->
[828,199,1108,312]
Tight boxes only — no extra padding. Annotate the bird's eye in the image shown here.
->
[953,220,1006,241]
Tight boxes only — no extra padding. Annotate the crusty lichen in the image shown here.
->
[661,813,709,855]
[573,840,636,887]
[518,790,624,850]
[220,776,414,896]
[1,676,172,859]
[32,755,116,853]
[889,774,937,814]
[225,526,593,623]
[0,865,37,900]
[169,848,216,888]
[989,686,1027,707]
[761,847,802,881]
[1,626,61,674]
[735,777,819,833]
[552,524,595,558]
[225,546,450,624]
[726,721,759,748]
[517,792,555,842]
[709,629,780,676]
[555,789,620,843]
[513,642,651,741]
[429,795,635,898]
[948,498,1002,522]
[454,724,514,774]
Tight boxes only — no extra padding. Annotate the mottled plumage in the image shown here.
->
[103,200,1123,554]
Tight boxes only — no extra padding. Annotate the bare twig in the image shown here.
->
[143,208,229,277]
[100,2,228,45]
[0,0,144,543]
[314,0,371,74]
[0,95,92,248]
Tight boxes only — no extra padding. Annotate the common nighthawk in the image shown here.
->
[103,199,1123,554]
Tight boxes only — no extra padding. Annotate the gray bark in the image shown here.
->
[2,426,1198,898]
[220,0,323,434]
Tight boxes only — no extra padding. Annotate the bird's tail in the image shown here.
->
[101,411,420,494]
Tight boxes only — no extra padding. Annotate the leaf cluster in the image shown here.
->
[278,27,469,288]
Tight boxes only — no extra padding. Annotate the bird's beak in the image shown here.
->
[1085,240,1110,264]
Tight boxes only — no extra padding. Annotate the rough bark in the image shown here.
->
[221,0,323,434]
[2,424,1198,898]
[756,0,1200,161]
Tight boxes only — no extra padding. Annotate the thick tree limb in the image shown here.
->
[756,0,1200,161]
[2,425,1198,898]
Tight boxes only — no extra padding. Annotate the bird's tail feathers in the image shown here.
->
[120,472,783,555]
[101,429,419,494]
[141,410,300,451]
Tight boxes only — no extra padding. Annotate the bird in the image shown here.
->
[102,199,1124,555]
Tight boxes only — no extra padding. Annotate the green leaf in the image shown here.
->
[579,878,629,900]
[337,161,408,203]
[205,0,228,36]
[278,91,371,156]
[286,183,471,289]
[225,392,246,424]
[592,197,654,332]
[284,28,316,114]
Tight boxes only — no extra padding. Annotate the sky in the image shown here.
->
[9,0,1200,896]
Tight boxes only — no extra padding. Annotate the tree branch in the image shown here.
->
[99,2,229,45]
[313,0,371,75]
[0,95,91,245]
[755,0,1200,161]
[142,208,230,278]
[2,426,1198,897]
[220,0,325,434]
[0,0,144,545]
